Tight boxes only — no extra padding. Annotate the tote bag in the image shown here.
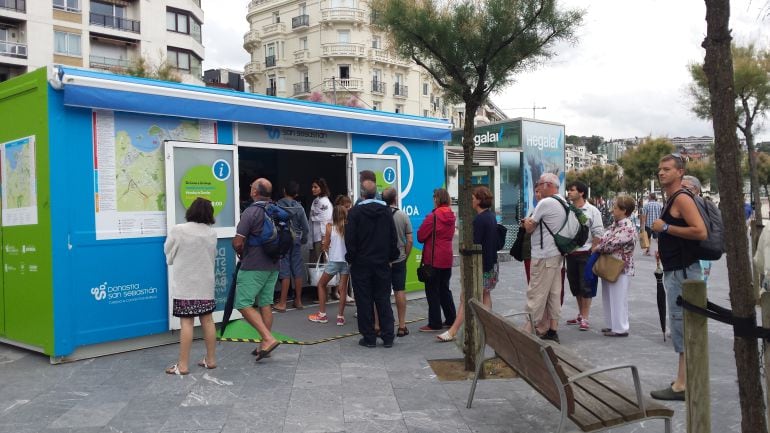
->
[308,252,340,287]
[592,254,625,283]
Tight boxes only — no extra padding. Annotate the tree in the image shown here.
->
[372,0,583,370]
[587,135,604,154]
[757,152,770,198]
[125,54,182,83]
[566,134,580,145]
[617,137,674,194]
[702,1,766,431]
[685,158,717,192]
[689,42,770,248]
[566,164,621,199]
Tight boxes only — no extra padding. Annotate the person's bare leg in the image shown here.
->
[239,307,277,349]
[293,277,304,308]
[177,317,193,372]
[482,291,492,309]
[275,278,291,310]
[337,274,349,317]
[200,313,217,367]
[580,297,592,321]
[314,273,332,315]
[672,353,686,392]
[261,305,273,332]
[395,291,407,329]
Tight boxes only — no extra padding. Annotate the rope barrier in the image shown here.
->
[676,295,769,339]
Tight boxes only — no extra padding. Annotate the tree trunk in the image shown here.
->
[703,1,768,432]
[461,100,481,371]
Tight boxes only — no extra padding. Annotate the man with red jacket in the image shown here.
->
[416,188,458,332]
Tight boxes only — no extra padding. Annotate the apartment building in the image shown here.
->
[242,0,451,117]
[0,0,204,83]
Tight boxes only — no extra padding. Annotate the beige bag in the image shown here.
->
[639,230,650,250]
[593,254,625,283]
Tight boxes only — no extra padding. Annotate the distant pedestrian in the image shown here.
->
[383,187,413,337]
[274,181,310,312]
[641,193,663,256]
[164,197,218,375]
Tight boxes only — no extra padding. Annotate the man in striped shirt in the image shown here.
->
[641,193,663,256]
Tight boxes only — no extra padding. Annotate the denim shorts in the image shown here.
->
[665,262,702,353]
[279,242,305,279]
[324,261,349,276]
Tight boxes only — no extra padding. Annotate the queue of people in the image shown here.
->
[166,155,706,405]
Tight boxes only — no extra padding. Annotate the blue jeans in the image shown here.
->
[664,262,702,353]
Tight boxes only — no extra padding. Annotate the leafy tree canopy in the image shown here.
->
[618,137,674,193]
[565,164,621,199]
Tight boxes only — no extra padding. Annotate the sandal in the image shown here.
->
[197,358,217,369]
[397,327,409,337]
[436,331,455,342]
[165,364,189,375]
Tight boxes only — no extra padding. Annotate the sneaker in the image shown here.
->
[418,325,442,332]
[566,315,582,325]
[336,315,345,326]
[541,330,560,343]
[579,319,590,331]
[308,312,328,323]
[345,295,355,303]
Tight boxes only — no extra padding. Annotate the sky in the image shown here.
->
[201,0,770,142]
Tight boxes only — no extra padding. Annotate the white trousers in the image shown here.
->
[601,273,629,333]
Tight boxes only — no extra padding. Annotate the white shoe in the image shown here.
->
[345,295,355,303]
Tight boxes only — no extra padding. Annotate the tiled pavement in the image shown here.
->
[0,250,742,432]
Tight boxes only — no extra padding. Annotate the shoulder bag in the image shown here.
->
[417,213,437,283]
[592,253,625,283]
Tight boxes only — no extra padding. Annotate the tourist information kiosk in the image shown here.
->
[0,66,451,360]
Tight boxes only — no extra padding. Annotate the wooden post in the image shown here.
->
[683,279,710,433]
[761,291,770,425]
[463,244,483,372]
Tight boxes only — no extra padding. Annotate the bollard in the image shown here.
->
[462,244,484,372]
[761,291,770,425]
[683,279,710,433]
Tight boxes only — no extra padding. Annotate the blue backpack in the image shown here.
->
[247,201,294,261]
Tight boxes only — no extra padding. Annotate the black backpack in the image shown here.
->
[666,189,724,261]
[496,223,508,251]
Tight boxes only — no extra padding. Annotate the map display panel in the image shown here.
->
[1,135,37,226]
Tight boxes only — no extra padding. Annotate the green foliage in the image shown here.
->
[617,137,674,193]
[566,164,621,199]
[371,0,584,105]
[126,54,182,83]
[566,134,580,145]
[756,152,770,194]
[685,158,716,192]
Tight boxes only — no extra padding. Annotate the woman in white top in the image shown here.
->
[163,197,218,375]
[309,177,333,264]
[308,205,350,326]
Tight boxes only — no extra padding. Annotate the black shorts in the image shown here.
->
[645,225,658,240]
[566,252,594,298]
[390,260,407,291]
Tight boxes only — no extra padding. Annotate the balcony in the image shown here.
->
[293,81,310,96]
[323,77,363,93]
[243,30,260,50]
[244,61,261,77]
[0,41,27,58]
[368,48,411,67]
[293,49,310,64]
[261,22,286,37]
[292,14,309,29]
[0,0,25,13]
[321,7,365,24]
[89,54,130,71]
[90,12,141,33]
[247,0,279,17]
[393,83,408,98]
[321,43,365,58]
[266,87,276,96]
[265,55,276,68]
[371,80,386,94]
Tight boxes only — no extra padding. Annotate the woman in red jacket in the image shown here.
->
[417,188,457,332]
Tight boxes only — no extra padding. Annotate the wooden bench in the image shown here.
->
[467,299,674,433]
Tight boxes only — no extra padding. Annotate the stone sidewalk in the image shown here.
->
[0,250,742,432]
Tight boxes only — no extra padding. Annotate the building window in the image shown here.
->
[278,77,286,92]
[372,102,380,111]
[298,2,307,14]
[423,109,428,117]
[54,31,81,56]
[168,47,202,76]
[299,37,308,50]
[372,35,381,49]
[167,9,202,43]
[337,30,350,43]
[423,82,428,96]
[272,11,280,23]
[53,0,80,12]
[395,104,403,114]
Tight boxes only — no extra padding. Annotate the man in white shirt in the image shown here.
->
[522,173,566,343]
[564,181,604,331]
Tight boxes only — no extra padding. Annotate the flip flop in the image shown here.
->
[251,346,271,358]
[272,306,287,313]
[165,364,189,375]
[197,359,217,369]
[397,327,409,337]
[255,341,281,362]
[436,331,455,342]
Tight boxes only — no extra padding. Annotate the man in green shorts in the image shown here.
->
[232,178,281,361]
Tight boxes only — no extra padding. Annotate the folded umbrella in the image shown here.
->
[655,257,666,342]
[219,260,241,337]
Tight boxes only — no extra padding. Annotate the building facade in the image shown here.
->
[0,0,204,83]
[242,0,450,117]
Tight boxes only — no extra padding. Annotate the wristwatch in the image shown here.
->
[662,223,669,233]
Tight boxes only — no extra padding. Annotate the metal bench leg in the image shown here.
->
[466,353,484,408]
[665,417,672,433]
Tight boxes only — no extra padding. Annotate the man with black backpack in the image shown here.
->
[649,154,707,401]
[232,178,281,362]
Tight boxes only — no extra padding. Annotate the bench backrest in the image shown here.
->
[469,299,574,413]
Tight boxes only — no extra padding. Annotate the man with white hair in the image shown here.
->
[522,172,567,343]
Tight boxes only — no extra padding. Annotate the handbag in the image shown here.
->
[308,252,340,287]
[592,253,625,283]
[509,225,526,261]
[417,213,437,283]
[639,229,650,250]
